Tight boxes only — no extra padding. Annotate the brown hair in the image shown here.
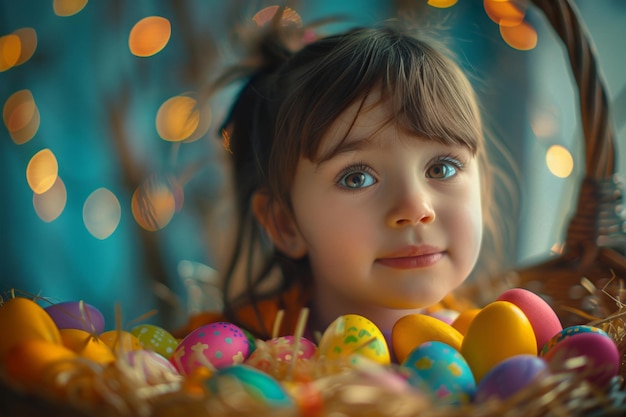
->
[218,22,498,335]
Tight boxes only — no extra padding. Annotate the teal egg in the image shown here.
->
[402,341,476,405]
[207,364,292,407]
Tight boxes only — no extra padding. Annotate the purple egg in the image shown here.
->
[45,301,105,333]
[475,355,548,403]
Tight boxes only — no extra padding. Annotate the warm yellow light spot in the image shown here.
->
[13,28,37,66]
[427,0,458,8]
[550,242,565,255]
[129,16,171,57]
[546,145,574,178]
[253,6,302,27]
[27,149,59,194]
[500,21,537,51]
[484,0,525,27]
[0,34,21,72]
[83,188,121,240]
[3,89,40,144]
[156,95,200,142]
[131,177,175,231]
[53,0,88,17]
[33,177,66,223]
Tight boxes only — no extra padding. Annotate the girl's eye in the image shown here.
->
[337,167,376,189]
[426,159,461,179]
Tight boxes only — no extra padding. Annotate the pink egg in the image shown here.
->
[542,331,619,387]
[266,336,317,362]
[45,301,105,334]
[497,288,562,352]
[170,322,250,376]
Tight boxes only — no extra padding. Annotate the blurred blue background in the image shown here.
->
[1,0,624,330]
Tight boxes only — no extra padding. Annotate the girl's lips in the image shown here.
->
[376,246,444,269]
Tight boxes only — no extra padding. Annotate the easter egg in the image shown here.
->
[497,288,562,351]
[540,325,608,356]
[266,336,317,362]
[124,350,181,385]
[541,330,619,387]
[207,364,292,407]
[461,301,537,382]
[318,314,390,365]
[60,328,115,364]
[475,355,548,403]
[0,297,62,360]
[451,308,481,335]
[426,309,460,325]
[392,313,463,364]
[45,301,105,334]
[99,330,143,354]
[170,322,250,376]
[130,324,179,359]
[3,339,77,388]
[401,341,475,405]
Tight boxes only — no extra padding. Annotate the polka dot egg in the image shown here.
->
[131,324,178,359]
[170,322,250,376]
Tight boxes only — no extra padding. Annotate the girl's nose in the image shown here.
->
[386,184,436,228]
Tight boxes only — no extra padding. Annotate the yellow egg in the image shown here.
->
[99,330,143,355]
[318,314,390,365]
[60,328,116,364]
[392,313,463,363]
[0,297,62,360]
[461,301,537,382]
[451,308,481,335]
[3,339,77,388]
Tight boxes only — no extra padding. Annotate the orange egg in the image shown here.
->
[451,308,481,335]
[392,313,463,363]
[3,339,77,388]
[99,330,143,354]
[0,297,62,360]
[60,328,115,364]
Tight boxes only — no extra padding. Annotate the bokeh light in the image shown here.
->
[500,21,538,51]
[156,95,211,142]
[546,145,574,178]
[428,0,458,8]
[131,176,176,231]
[484,0,525,27]
[26,149,59,194]
[129,16,171,57]
[53,0,88,17]
[33,177,67,223]
[3,89,40,144]
[253,6,302,27]
[0,34,21,72]
[83,188,122,240]
[13,28,37,66]
[530,105,559,139]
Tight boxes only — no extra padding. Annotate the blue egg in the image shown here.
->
[206,365,292,407]
[401,341,476,405]
[475,355,548,403]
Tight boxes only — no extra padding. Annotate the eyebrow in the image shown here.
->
[316,136,373,165]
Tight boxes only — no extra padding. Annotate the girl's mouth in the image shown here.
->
[376,245,444,269]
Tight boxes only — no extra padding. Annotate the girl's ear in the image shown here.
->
[252,191,308,259]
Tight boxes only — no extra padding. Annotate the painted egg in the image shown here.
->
[45,301,105,334]
[60,328,115,364]
[3,339,77,388]
[392,313,463,364]
[451,308,481,335]
[99,330,143,354]
[497,288,562,351]
[461,301,537,382]
[541,330,619,387]
[266,336,317,362]
[318,314,390,365]
[401,341,475,405]
[130,324,179,359]
[426,309,460,325]
[540,325,608,356]
[170,322,250,376]
[207,364,292,407]
[0,297,62,360]
[124,349,181,385]
[475,355,549,403]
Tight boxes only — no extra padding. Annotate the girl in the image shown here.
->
[185,19,502,340]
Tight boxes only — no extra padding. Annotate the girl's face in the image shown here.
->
[289,90,483,322]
